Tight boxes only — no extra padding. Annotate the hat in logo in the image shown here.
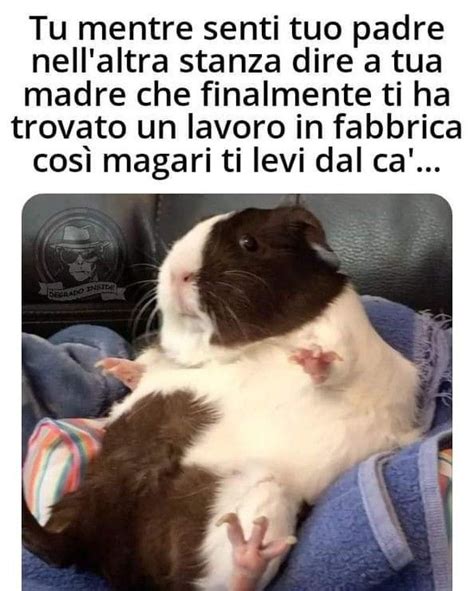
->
[52,225,110,250]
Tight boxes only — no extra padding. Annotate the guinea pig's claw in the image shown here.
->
[252,516,268,527]
[215,512,238,527]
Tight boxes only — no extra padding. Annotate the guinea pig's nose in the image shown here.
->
[171,270,196,285]
[182,272,195,283]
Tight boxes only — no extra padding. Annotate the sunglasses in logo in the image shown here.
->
[58,248,101,264]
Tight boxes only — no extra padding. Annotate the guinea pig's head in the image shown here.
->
[157,206,347,360]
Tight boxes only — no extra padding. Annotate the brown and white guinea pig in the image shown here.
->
[23,206,421,591]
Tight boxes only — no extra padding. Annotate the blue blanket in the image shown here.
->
[22,326,131,461]
[22,297,452,591]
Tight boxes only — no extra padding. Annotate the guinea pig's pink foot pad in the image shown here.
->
[95,358,144,390]
[290,347,342,383]
[216,513,297,591]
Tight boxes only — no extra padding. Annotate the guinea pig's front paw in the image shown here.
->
[216,513,297,591]
[290,346,342,384]
[95,358,145,390]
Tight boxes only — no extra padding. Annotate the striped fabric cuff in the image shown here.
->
[23,417,107,525]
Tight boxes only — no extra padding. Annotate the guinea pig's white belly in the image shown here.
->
[113,350,418,504]
[182,367,409,503]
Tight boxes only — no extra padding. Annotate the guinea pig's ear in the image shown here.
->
[309,241,341,271]
[289,207,341,271]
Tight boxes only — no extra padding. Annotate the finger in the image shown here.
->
[305,358,324,375]
[310,345,322,357]
[216,513,245,547]
[248,516,269,548]
[290,349,313,363]
[95,357,122,371]
[261,536,297,560]
[321,351,343,363]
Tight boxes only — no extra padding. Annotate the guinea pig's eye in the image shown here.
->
[239,234,259,252]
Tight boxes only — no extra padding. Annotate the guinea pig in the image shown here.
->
[23,206,421,591]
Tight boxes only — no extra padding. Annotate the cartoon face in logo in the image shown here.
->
[51,225,111,283]
[35,208,126,302]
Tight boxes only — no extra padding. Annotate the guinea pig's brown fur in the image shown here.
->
[24,391,220,591]
[198,206,347,346]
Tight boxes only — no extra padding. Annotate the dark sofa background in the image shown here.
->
[22,194,452,340]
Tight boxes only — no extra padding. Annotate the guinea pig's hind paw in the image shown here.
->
[217,512,297,588]
[290,347,342,384]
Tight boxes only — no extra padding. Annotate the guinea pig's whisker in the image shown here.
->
[208,287,271,341]
[223,269,272,293]
[131,288,158,338]
[206,290,223,314]
[214,281,252,306]
[134,295,158,338]
[224,303,247,339]
[145,305,159,336]
[128,262,160,271]
[131,287,156,319]
[124,279,157,290]
[207,290,247,338]
[132,299,153,337]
